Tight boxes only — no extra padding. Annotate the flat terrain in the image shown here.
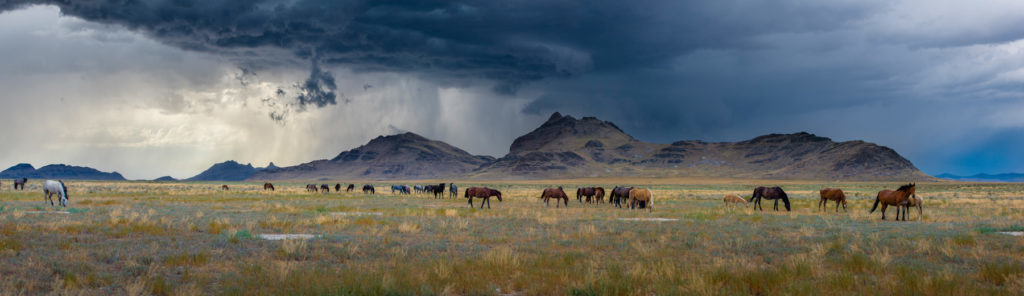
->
[0,179,1022,295]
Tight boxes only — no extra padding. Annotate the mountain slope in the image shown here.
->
[471,112,932,181]
[937,173,1024,182]
[185,161,281,181]
[249,132,495,180]
[0,163,126,180]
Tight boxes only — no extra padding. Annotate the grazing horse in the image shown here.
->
[346,184,355,192]
[723,194,747,209]
[540,187,570,208]
[320,184,330,193]
[414,185,424,194]
[335,184,341,192]
[306,184,318,192]
[749,186,791,211]
[629,188,654,212]
[432,183,447,199]
[594,187,606,204]
[43,180,68,207]
[362,184,375,194]
[577,187,597,203]
[449,184,458,199]
[818,188,847,212]
[221,185,229,191]
[465,187,502,209]
[264,183,275,191]
[870,183,917,221]
[609,186,634,208]
[391,185,404,194]
[13,178,27,190]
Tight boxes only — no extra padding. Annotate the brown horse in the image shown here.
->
[346,184,355,192]
[577,187,597,203]
[749,186,791,211]
[464,187,502,209]
[818,188,847,212]
[541,187,569,208]
[723,194,747,209]
[594,187,605,204]
[610,186,633,208]
[870,183,917,221]
[320,184,330,193]
[628,188,653,212]
[264,183,275,191]
[221,185,229,191]
[13,178,26,190]
[306,184,318,192]
[335,184,341,192]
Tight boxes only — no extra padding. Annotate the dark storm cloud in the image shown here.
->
[294,61,337,110]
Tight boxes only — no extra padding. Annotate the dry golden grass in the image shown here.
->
[0,179,1022,295]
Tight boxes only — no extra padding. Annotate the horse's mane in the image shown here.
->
[897,183,915,192]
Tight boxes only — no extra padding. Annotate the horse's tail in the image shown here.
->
[465,188,470,198]
[748,189,758,202]
[869,194,881,213]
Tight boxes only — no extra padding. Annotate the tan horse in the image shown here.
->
[628,188,653,212]
[818,188,847,212]
[900,195,923,221]
[723,194,747,209]
[870,183,916,221]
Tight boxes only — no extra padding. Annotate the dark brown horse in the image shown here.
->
[335,184,341,192]
[749,186,791,211]
[264,182,275,191]
[221,185,229,191]
[577,187,597,203]
[306,184,318,192]
[13,178,26,190]
[594,187,605,204]
[432,183,447,199]
[610,186,634,208]
[541,187,569,208]
[346,184,355,192]
[464,187,502,209]
[870,183,917,221]
[362,184,375,194]
[320,184,330,193]
[818,188,847,212]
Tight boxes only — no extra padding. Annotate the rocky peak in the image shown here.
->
[509,112,635,154]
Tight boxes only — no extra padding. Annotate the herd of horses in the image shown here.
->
[722,183,922,221]
[9,177,923,221]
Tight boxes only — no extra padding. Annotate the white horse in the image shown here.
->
[43,180,68,207]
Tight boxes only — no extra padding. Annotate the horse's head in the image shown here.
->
[494,189,503,202]
[59,180,68,200]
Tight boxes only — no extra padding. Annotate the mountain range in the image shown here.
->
[0,163,125,180]
[936,173,1024,182]
[193,112,933,181]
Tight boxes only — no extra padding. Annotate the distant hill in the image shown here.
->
[0,163,126,180]
[186,161,279,181]
[249,132,495,180]
[937,173,1024,182]
[470,112,933,181]
[153,176,178,182]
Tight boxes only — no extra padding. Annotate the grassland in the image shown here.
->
[0,179,1022,295]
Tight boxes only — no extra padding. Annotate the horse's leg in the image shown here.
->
[773,199,779,211]
[468,197,473,208]
[881,204,887,220]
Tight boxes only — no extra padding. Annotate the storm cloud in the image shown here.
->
[2,0,1024,177]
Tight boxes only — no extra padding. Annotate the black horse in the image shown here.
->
[306,184,318,192]
[362,184,375,194]
[432,183,447,199]
[346,184,355,192]
[320,184,330,193]
[749,186,791,211]
[335,184,341,192]
[609,186,633,208]
[13,178,26,190]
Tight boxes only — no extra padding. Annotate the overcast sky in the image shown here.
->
[2,1,1024,179]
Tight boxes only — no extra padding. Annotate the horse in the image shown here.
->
[414,185,424,194]
[391,185,405,194]
[465,187,502,209]
[749,186,791,211]
[818,188,847,212]
[306,184,318,192]
[320,184,330,193]
[594,187,605,204]
[221,185,229,191]
[362,184,375,194]
[43,180,68,207]
[424,185,435,196]
[540,187,569,208]
[346,184,355,192]
[432,183,447,199]
[335,184,341,192]
[264,183,275,191]
[13,178,26,190]
[723,194,747,209]
[449,183,458,199]
[870,183,917,221]
[629,188,653,212]
[900,194,924,221]
[577,187,597,203]
[609,186,634,208]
